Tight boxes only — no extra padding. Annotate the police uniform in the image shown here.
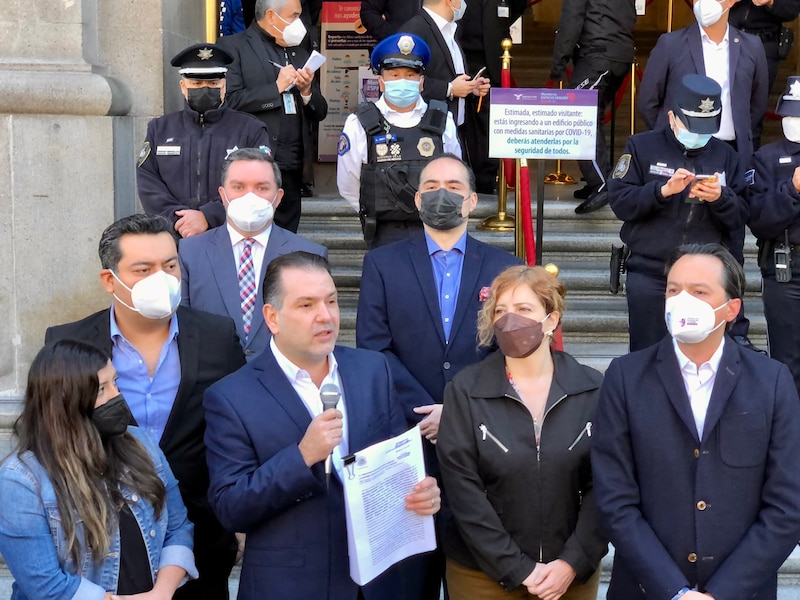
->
[749,77,800,391]
[137,43,271,233]
[608,75,749,351]
[336,33,461,249]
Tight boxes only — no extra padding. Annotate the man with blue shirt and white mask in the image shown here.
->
[337,33,461,248]
[45,214,246,600]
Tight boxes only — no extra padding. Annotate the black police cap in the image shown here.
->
[673,74,722,134]
[777,76,800,118]
[170,43,233,80]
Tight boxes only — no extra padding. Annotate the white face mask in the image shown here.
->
[275,12,307,47]
[783,117,800,143]
[111,270,182,320]
[664,290,729,344]
[225,191,275,233]
[693,0,728,27]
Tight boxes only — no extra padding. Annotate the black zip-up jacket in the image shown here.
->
[608,127,748,276]
[437,349,607,591]
[550,0,636,80]
[730,0,800,38]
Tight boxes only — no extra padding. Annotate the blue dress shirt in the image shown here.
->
[425,230,467,343]
[109,306,181,442]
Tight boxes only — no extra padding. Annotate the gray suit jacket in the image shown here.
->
[179,224,327,360]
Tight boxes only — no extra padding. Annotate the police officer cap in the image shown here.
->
[170,43,233,80]
[673,74,722,134]
[370,33,430,73]
[776,76,800,117]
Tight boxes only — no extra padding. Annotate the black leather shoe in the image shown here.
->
[573,183,597,199]
[575,190,609,214]
[732,335,767,354]
[300,184,313,198]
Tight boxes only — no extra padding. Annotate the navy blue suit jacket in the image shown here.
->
[356,233,520,424]
[592,336,800,600]
[637,24,768,163]
[179,224,327,360]
[204,345,409,600]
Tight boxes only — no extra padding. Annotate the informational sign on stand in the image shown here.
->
[319,2,376,161]
[489,88,598,160]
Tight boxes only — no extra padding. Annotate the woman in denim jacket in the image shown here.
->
[0,340,197,599]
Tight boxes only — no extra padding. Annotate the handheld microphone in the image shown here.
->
[319,383,341,487]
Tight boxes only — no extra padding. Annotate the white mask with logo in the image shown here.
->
[225,191,275,233]
[664,290,729,344]
[111,270,181,320]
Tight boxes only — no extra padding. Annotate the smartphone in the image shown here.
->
[692,174,718,184]
[472,66,487,80]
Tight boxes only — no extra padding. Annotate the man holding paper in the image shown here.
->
[204,251,441,600]
[218,0,328,233]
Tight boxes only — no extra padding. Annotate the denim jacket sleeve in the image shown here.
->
[128,428,198,582]
[0,455,107,600]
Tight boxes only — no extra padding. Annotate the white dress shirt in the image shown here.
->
[227,222,272,285]
[673,337,725,440]
[337,96,462,211]
[270,338,349,473]
[424,7,466,125]
[700,25,735,142]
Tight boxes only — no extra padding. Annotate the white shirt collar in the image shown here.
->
[699,23,730,47]
[226,221,272,248]
[375,95,427,119]
[269,336,338,384]
[673,336,725,376]
[424,6,454,36]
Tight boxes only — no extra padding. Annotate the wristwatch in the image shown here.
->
[446,82,454,101]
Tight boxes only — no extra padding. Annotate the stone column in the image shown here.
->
[0,0,207,446]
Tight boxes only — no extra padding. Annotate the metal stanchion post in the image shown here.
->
[479,39,516,231]
[205,0,219,42]
[544,81,575,185]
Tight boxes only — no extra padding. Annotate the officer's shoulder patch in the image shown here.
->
[137,141,151,168]
[612,153,631,179]
[744,168,755,186]
[337,133,350,156]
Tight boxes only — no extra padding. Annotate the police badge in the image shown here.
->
[612,154,631,179]
[376,143,389,157]
[417,137,434,157]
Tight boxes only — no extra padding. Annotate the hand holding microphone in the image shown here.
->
[298,384,342,472]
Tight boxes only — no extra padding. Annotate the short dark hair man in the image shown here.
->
[204,251,441,599]
[592,243,800,600]
[137,43,272,239]
[46,214,246,600]
[180,148,327,361]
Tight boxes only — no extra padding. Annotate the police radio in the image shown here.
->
[775,231,792,283]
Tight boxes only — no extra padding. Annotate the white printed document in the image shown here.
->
[303,50,327,73]
[342,425,436,585]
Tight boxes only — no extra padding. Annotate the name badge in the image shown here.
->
[780,157,793,164]
[283,93,297,115]
[156,145,181,156]
[649,164,674,177]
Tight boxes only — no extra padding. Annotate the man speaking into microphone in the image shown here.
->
[204,251,441,600]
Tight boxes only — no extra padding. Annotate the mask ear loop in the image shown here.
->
[109,270,140,313]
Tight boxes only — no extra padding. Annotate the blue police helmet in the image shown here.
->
[776,76,800,118]
[369,33,430,73]
[672,74,722,134]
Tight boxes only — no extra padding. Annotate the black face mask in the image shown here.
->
[91,394,133,438]
[187,86,223,114]
[418,189,467,230]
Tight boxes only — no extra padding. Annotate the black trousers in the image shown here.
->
[173,513,237,600]
[367,220,424,250]
[569,58,630,188]
[274,166,303,233]
[762,255,800,394]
